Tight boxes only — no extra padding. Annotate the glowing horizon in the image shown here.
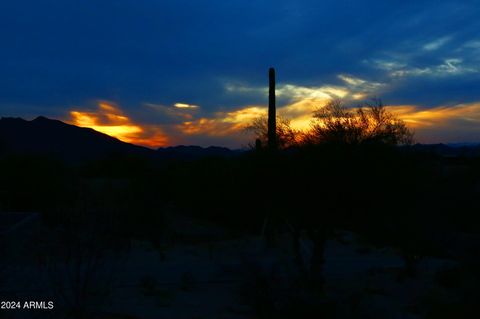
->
[66,99,480,148]
[68,102,169,148]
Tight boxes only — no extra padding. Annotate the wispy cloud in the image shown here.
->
[144,102,198,121]
[177,106,265,137]
[174,99,480,145]
[69,102,169,148]
[388,58,477,78]
[423,36,452,51]
[65,97,480,148]
[225,78,382,104]
[277,84,348,100]
[174,103,199,109]
[390,102,480,143]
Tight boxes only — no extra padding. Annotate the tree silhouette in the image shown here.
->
[245,116,299,150]
[305,99,413,146]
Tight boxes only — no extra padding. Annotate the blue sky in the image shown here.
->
[1,0,480,147]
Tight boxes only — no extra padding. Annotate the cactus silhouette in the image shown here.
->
[255,138,262,151]
[268,67,277,151]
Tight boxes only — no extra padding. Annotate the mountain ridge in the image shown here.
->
[0,116,237,162]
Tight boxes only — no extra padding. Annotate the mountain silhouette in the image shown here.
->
[0,116,154,162]
[0,116,236,163]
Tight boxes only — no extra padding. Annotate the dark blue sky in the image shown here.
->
[1,0,480,147]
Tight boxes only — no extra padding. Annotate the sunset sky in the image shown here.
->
[1,0,480,148]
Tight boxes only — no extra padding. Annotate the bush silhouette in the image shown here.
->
[306,99,413,146]
[245,115,300,150]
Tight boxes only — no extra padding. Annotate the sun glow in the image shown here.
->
[68,99,480,148]
[69,102,169,148]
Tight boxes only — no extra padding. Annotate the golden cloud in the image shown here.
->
[277,84,349,100]
[174,102,199,109]
[175,99,328,137]
[388,103,480,142]
[69,102,169,148]
[176,99,480,144]
[389,103,480,128]
[177,106,265,137]
[67,98,480,148]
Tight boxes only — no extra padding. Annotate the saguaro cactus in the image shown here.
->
[268,67,277,151]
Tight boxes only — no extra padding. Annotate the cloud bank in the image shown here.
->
[1,0,479,146]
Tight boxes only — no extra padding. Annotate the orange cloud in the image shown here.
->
[388,103,480,128]
[69,102,169,148]
[278,98,329,130]
[176,99,480,145]
[175,99,339,138]
[177,106,266,137]
[388,103,480,143]
[68,99,480,148]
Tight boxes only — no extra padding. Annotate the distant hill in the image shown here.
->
[0,116,237,163]
[0,116,153,162]
[156,145,236,160]
[408,143,480,157]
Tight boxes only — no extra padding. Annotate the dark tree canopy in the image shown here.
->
[246,99,413,149]
[245,115,299,150]
[305,99,414,146]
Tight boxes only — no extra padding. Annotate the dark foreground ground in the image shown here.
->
[1,144,480,318]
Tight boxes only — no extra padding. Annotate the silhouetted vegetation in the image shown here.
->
[245,116,300,150]
[307,99,414,146]
[1,98,480,318]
